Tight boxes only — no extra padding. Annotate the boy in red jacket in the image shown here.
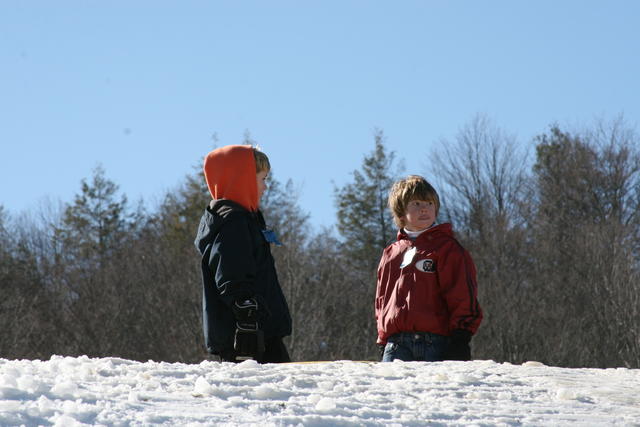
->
[375,175,482,362]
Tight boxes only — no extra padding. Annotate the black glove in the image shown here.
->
[232,298,261,322]
[377,344,386,359]
[232,298,266,361]
[232,297,271,322]
[444,329,472,361]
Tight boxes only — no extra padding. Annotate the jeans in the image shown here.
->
[382,332,448,362]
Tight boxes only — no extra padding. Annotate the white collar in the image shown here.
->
[403,226,430,239]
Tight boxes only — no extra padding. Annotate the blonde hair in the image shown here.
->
[389,175,440,228]
[253,148,271,173]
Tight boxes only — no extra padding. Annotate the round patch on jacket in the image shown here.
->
[415,258,435,273]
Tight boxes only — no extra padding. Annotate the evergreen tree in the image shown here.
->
[333,130,403,359]
[159,165,210,250]
[48,166,135,356]
[56,165,130,266]
[334,129,402,272]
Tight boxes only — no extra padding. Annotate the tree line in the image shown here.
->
[1,115,639,368]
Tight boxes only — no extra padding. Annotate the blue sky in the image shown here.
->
[1,1,638,229]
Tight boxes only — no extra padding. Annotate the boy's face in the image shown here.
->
[256,169,268,205]
[402,199,436,231]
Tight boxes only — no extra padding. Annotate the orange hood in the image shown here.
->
[203,145,258,212]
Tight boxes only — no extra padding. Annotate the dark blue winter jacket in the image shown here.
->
[194,199,292,355]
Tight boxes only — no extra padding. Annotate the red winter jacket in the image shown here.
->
[375,223,483,345]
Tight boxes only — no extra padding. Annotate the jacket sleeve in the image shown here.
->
[438,242,483,334]
[374,253,386,344]
[375,253,385,319]
[208,214,257,306]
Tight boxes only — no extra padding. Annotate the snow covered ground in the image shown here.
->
[1,356,639,426]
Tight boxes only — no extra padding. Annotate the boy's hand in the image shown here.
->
[232,298,260,322]
[234,321,265,361]
[444,329,472,361]
[232,297,270,322]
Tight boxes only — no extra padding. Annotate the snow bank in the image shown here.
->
[1,356,639,426]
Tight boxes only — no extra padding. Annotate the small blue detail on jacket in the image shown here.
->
[262,229,282,246]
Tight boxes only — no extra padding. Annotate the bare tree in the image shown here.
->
[0,205,65,359]
[531,118,640,367]
[430,114,534,363]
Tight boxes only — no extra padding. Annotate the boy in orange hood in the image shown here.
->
[194,145,292,363]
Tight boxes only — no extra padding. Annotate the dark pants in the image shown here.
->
[382,332,448,362]
[217,337,291,364]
